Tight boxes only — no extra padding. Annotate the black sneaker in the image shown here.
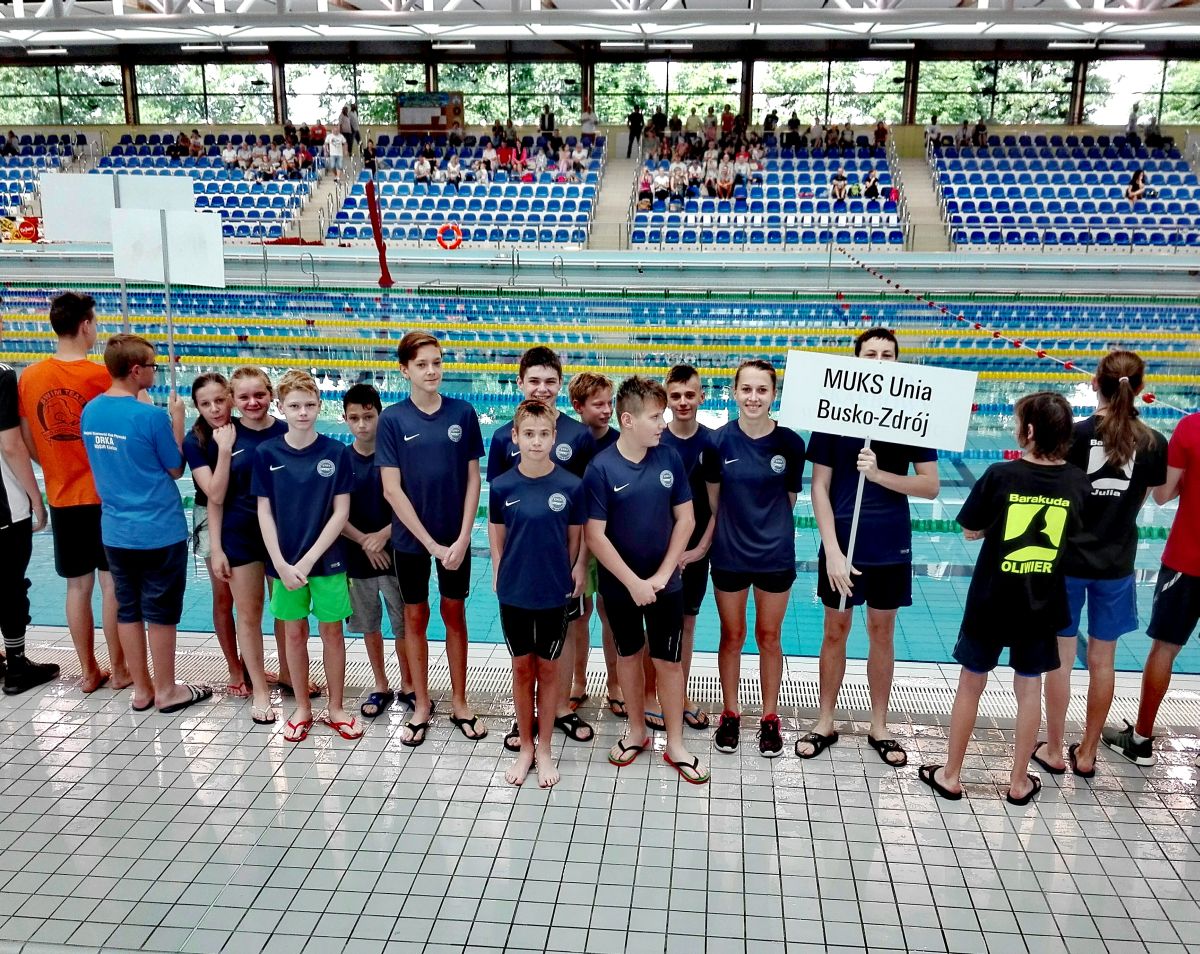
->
[713,711,741,754]
[758,715,784,759]
[3,656,60,696]
[1102,719,1156,766]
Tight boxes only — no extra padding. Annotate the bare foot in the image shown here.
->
[506,747,535,786]
[110,669,134,691]
[1033,741,1067,773]
[80,669,111,694]
[262,669,280,685]
[536,749,560,788]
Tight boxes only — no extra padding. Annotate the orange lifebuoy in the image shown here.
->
[437,222,463,250]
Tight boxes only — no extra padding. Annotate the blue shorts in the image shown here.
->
[1059,574,1139,641]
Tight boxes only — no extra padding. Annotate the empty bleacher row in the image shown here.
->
[631,149,905,250]
[327,136,605,248]
[934,136,1200,250]
[0,154,69,213]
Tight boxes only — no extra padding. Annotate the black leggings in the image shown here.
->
[0,517,32,655]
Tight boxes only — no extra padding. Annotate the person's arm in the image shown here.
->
[811,461,857,597]
[168,392,186,459]
[586,518,657,606]
[380,465,446,562]
[1153,466,1184,506]
[441,459,480,572]
[200,424,236,504]
[681,490,717,567]
[858,452,940,499]
[19,419,39,463]
[648,501,694,593]
[0,424,46,532]
[257,495,304,589]
[487,520,505,592]
[207,499,231,580]
[295,494,351,579]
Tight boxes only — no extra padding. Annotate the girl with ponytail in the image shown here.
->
[1036,350,1168,778]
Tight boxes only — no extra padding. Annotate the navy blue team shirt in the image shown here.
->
[706,421,805,574]
[487,411,595,480]
[807,432,937,566]
[584,443,692,591]
[489,465,586,609]
[660,423,717,551]
[251,433,354,578]
[345,447,393,579]
[376,396,484,554]
[197,417,287,547]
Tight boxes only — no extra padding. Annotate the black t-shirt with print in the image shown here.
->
[956,459,1090,642]
[1060,415,1168,579]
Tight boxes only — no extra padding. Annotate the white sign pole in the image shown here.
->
[158,209,176,394]
[112,176,130,333]
[838,437,870,612]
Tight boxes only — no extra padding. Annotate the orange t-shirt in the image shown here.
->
[18,357,112,508]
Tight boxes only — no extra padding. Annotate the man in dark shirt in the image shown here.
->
[626,106,645,158]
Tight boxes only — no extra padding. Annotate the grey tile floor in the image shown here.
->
[1,634,1198,954]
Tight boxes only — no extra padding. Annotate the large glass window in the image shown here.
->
[666,60,740,123]
[0,65,123,124]
[752,61,834,127]
[594,61,663,124]
[828,60,905,124]
[138,63,271,124]
[1161,60,1200,123]
[917,60,1073,124]
[437,63,509,126]
[137,64,207,125]
[509,62,581,126]
[284,63,355,125]
[356,63,426,123]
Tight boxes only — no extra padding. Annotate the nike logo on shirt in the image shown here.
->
[505,499,520,507]
[269,464,286,471]
[404,434,419,442]
[724,458,739,465]
[231,449,245,456]
[509,449,520,457]
[613,483,630,492]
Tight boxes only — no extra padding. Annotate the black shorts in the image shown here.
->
[105,541,188,626]
[681,558,710,616]
[1146,565,1200,648]
[500,603,569,660]
[598,581,685,663]
[221,526,269,569]
[394,549,471,604]
[711,564,796,596]
[952,627,1060,678]
[817,551,912,611]
[49,504,109,578]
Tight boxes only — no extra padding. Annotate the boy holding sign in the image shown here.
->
[799,329,940,766]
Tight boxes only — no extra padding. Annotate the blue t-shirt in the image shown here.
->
[205,417,287,547]
[487,411,595,480]
[594,427,619,452]
[806,431,937,566]
[251,433,354,578]
[706,421,805,574]
[81,394,187,550]
[660,423,717,550]
[583,443,692,591]
[376,396,484,554]
[346,446,392,580]
[488,465,586,610]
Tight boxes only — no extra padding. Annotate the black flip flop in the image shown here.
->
[449,714,488,741]
[400,718,430,748]
[1068,742,1096,779]
[918,763,963,801]
[1006,773,1043,806]
[607,696,628,719]
[867,734,908,767]
[569,693,589,710]
[131,698,155,713]
[504,721,522,752]
[554,712,593,742]
[397,690,417,711]
[360,690,395,719]
[794,730,839,759]
[158,684,213,715]
[1030,741,1067,775]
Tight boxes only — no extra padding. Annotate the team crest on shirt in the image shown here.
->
[547,492,567,512]
[659,470,674,488]
[770,454,786,474]
[447,424,463,443]
[554,443,573,462]
[316,459,336,477]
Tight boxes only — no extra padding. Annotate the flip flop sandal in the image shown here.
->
[1068,742,1096,779]
[158,684,213,715]
[683,706,710,730]
[279,680,323,700]
[251,706,277,725]
[450,715,488,741]
[608,737,650,767]
[321,713,364,740]
[360,690,395,719]
[794,730,839,760]
[1006,773,1043,806]
[554,712,594,742]
[918,763,963,801]
[400,718,430,748]
[284,716,314,743]
[503,721,522,752]
[663,752,710,785]
[397,690,417,711]
[569,694,589,711]
[1030,741,1066,775]
[867,735,908,767]
[607,696,628,719]
[131,698,155,713]
[225,681,251,698]
[645,710,666,732]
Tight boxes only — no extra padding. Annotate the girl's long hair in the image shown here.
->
[190,372,230,451]
[1094,350,1152,468]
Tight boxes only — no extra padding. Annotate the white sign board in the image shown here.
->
[778,350,977,453]
[40,173,196,243]
[111,209,226,288]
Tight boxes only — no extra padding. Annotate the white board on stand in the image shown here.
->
[40,173,195,244]
[778,350,977,452]
[111,210,226,288]
[115,175,195,213]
